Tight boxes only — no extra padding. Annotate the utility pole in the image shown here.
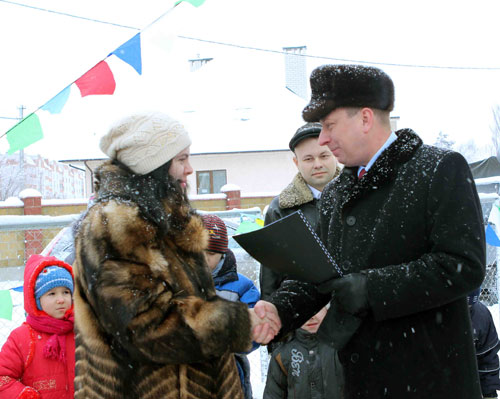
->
[18,105,25,189]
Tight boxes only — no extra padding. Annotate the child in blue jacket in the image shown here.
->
[201,214,260,399]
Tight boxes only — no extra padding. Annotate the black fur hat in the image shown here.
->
[302,64,395,122]
[289,122,322,151]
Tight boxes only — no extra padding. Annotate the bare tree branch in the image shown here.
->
[491,105,500,159]
[0,154,24,201]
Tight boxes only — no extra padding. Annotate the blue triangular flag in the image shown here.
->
[41,85,71,114]
[11,286,23,292]
[486,224,500,247]
[110,33,142,75]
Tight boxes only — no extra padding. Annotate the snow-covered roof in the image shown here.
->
[479,192,500,200]
[23,42,309,161]
[166,52,308,155]
[475,176,500,185]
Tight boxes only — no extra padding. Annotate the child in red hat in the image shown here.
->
[201,214,260,399]
[0,254,75,399]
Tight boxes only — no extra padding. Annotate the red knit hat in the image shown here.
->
[201,214,228,253]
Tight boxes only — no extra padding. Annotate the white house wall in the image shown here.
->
[187,151,297,196]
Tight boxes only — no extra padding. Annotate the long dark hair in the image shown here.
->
[100,159,192,236]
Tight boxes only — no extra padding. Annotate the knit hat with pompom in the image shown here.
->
[35,266,74,311]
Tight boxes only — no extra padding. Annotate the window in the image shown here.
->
[196,170,227,194]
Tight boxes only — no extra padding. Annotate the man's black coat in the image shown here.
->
[270,129,486,398]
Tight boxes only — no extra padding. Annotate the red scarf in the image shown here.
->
[26,310,74,362]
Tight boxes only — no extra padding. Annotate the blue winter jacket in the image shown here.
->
[212,249,260,399]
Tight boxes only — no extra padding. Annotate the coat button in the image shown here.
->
[346,216,356,226]
[342,260,351,271]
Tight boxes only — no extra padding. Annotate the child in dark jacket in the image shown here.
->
[0,254,75,399]
[264,305,344,399]
[201,214,260,399]
[469,288,500,399]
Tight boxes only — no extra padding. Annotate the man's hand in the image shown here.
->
[319,273,369,315]
[249,300,282,344]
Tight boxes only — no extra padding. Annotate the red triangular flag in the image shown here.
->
[75,61,116,97]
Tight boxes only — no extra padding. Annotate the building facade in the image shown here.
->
[0,153,85,200]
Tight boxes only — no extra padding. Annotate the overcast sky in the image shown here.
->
[1,0,500,161]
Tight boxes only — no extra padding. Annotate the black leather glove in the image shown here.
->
[318,273,369,315]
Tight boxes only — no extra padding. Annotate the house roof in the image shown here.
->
[470,156,500,179]
[172,51,308,154]
[22,39,310,162]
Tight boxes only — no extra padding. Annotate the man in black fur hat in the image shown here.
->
[252,64,486,398]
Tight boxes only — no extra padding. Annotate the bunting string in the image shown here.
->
[0,0,206,154]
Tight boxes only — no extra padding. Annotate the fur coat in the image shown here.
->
[73,161,252,399]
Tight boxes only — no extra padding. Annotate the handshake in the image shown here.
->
[249,301,282,344]
[248,273,369,345]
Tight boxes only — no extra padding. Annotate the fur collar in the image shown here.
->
[325,128,423,206]
[93,161,195,238]
[279,166,342,209]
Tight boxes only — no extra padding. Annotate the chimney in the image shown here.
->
[283,46,307,100]
[390,116,400,132]
[188,55,214,72]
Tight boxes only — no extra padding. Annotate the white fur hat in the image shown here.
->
[100,112,192,175]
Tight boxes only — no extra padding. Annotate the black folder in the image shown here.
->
[233,210,342,284]
[235,210,362,350]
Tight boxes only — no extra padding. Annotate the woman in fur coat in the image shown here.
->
[73,112,257,399]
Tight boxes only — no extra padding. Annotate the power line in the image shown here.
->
[0,2,181,142]
[2,0,500,71]
[177,36,500,71]
[0,0,140,30]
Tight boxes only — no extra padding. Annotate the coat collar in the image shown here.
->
[212,249,238,286]
[94,161,190,235]
[279,166,342,209]
[294,328,319,346]
[331,129,423,205]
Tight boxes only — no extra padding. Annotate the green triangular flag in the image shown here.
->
[0,290,13,321]
[175,0,206,7]
[235,220,262,234]
[7,113,44,154]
